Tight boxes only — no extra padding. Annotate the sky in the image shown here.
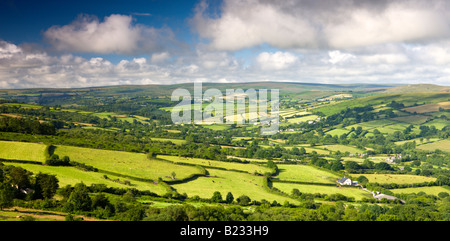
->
[1,0,450,89]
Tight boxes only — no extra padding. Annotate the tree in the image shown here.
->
[226,192,234,204]
[330,160,344,172]
[211,191,223,203]
[8,166,31,190]
[356,176,369,185]
[375,162,394,171]
[65,183,92,212]
[0,183,14,210]
[34,172,59,199]
[236,195,251,206]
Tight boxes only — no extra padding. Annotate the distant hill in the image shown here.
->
[382,84,450,93]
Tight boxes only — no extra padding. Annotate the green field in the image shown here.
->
[417,139,450,152]
[158,155,272,174]
[9,162,168,195]
[171,168,300,204]
[0,141,47,162]
[275,164,339,184]
[391,186,450,196]
[151,138,187,145]
[54,145,202,181]
[272,182,370,201]
[286,115,319,124]
[314,145,365,154]
[360,174,436,184]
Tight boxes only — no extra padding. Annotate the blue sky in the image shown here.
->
[1,0,450,88]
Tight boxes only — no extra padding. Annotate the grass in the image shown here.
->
[272,182,370,201]
[158,155,272,174]
[360,174,436,184]
[391,186,450,196]
[314,144,365,154]
[54,145,202,181]
[0,140,47,162]
[286,115,319,124]
[171,168,300,204]
[275,164,340,184]
[9,162,168,195]
[390,115,430,125]
[151,137,186,145]
[422,119,450,130]
[326,128,351,136]
[402,101,450,113]
[417,139,450,152]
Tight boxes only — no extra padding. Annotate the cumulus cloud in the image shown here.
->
[44,14,176,55]
[191,0,450,51]
[257,51,299,70]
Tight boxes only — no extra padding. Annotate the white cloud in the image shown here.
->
[44,14,176,55]
[192,0,450,51]
[328,51,356,65]
[256,51,299,70]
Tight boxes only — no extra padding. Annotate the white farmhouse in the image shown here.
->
[337,176,357,186]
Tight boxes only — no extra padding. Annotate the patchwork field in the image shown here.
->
[359,174,436,184]
[403,101,450,113]
[158,155,272,174]
[54,145,202,181]
[417,139,450,152]
[171,168,300,204]
[0,140,47,162]
[314,145,365,154]
[275,164,340,184]
[391,186,450,196]
[272,182,370,201]
[9,163,168,195]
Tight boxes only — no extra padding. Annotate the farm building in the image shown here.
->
[373,193,404,203]
[337,177,358,186]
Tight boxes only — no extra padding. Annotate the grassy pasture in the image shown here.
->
[157,155,272,174]
[171,168,300,204]
[326,128,351,136]
[54,145,202,181]
[390,115,431,125]
[313,93,450,116]
[395,138,440,146]
[272,182,370,201]
[422,119,450,130]
[151,137,186,145]
[361,174,436,184]
[391,186,450,196]
[9,162,168,195]
[0,141,47,162]
[275,164,340,184]
[314,144,365,154]
[403,101,450,113]
[286,115,319,124]
[417,139,450,152]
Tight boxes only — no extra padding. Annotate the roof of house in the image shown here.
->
[374,194,397,200]
[337,177,350,183]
